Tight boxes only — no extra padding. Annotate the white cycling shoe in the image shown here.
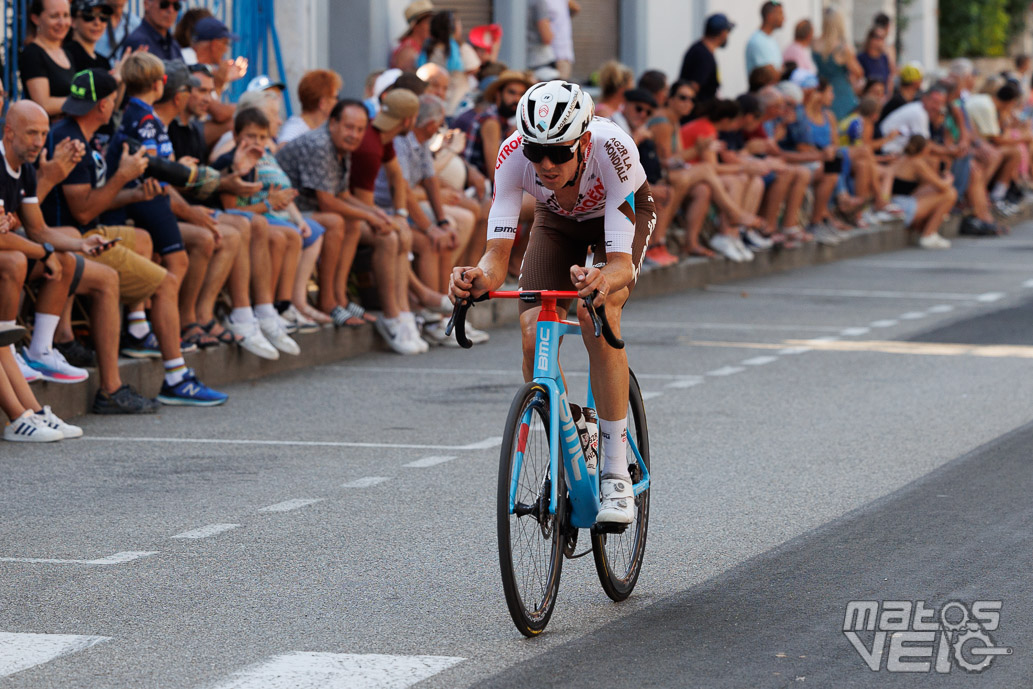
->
[596,474,635,524]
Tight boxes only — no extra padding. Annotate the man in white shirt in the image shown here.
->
[880,86,948,154]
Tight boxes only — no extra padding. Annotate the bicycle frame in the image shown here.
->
[505,291,651,530]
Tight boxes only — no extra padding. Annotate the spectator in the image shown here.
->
[39,70,195,411]
[468,23,503,69]
[526,0,559,81]
[964,82,1024,212]
[64,0,117,72]
[861,77,886,104]
[123,0,184,60]
[416,63,450,105]
[782,20,816,75]
[879,84,947,155]
[745,1,784,78]
[858,26,895,95]
[279,69,344,145]
[461,70,532,182]
[546,0,575,80]
[889,135,955,249]
[679,13,733,106]
[275,100,401,338]
[187,16,247,102]
[595,60,633,119]
[416,11,470,112]
[392,0,435,72]
[812,7,862,120]
[748,65,780,93]
[172,6,210,63]
[95,0,141,60]
[21,0,74,118]
[878,64,923,127]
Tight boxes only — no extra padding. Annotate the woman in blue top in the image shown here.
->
[857,27,894,95]
[812,7,863,121]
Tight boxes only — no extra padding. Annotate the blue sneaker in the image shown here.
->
[157,369,228,406]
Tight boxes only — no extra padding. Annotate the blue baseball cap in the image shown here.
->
[192,16,239,42]
[705,13,735,36]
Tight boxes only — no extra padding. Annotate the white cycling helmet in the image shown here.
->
[517,80,595,145]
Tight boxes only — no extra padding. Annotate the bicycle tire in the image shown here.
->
[497,382,567,636]
[591,369,650,602]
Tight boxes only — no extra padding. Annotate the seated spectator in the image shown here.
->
[965,82,1025,213]
[878,64,923,128]
[838,95,897,223]
[276,100,402,337]
[782,19,816,75]
[858,26,895,95]
[861,78,886,105]
[123,0,184,60]
[880,84,948,155]
[460,70,532,182]
[279,69,344,145]
[748,65,780,93]
[595,60,633,119]
[95,0,141,60]
[172,6,210,63]
[65,0,117,73]
[745,1,783,78]
[21,0,75,118]
[889,134,955,248]
[392,0,435,72]
[416,63,450,108]
[186,16,247,104]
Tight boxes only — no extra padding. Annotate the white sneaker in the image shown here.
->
[37,405,82,439]
[400,313,429,353]
[278,312,297,334]
[4,410,63,442]
[375,317,424,355]
[259,316,301,356]
[741,228,773,250]
[20,347,89,384]
[919,233,951,249]
[282,305,320,334]
[13,350,42,383]
[596,474,635,524]
[734,236,755,261]
[225,316,279,360]
[709,234,745,262]
[465,323,490,344]
[422,320,460,347]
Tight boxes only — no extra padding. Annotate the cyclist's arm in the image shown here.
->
[598,134,641,294]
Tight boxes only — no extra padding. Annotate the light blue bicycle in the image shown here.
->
[448,288,650,637]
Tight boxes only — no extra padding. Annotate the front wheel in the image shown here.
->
[591,369,650,601]
[497,382,567,636]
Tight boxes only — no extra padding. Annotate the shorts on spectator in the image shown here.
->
[27,253,85,297]
[216,209,254,220]
[762,171,777,188]
[85,226,167,304]
[890,195,918,226]
[127,196,184,255]
[803,161,821,174]
[268,215,325,249]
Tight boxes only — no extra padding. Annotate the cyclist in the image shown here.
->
[450,80,652,524]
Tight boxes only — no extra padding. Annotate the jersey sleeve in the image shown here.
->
[22,165,39,204]
[485,132,525,241]
[598,132,640,255]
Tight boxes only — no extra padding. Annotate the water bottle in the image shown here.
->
[570,404,598,476]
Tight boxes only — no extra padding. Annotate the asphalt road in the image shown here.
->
[2,224,1033,688]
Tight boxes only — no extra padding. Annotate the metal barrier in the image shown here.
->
[2,0,289,115]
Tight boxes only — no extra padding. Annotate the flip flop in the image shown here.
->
[201,319,240,345]
[343,301,377,323]
[331,305,366,328]
[181,322,220,349]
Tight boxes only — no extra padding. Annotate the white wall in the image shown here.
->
[273,0,329,112]
[900,0,938,73]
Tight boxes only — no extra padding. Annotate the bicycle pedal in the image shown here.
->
[592,522,629,535]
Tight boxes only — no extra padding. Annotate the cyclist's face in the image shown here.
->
[531,132,587,190]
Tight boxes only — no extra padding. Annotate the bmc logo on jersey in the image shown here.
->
[495,136,522,170]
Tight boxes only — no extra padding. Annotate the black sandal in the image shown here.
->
[201,319,241,344]
[181,322,220,348]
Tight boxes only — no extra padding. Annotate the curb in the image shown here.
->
[34,209,1025,420]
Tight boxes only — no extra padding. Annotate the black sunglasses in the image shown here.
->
[159,0,182,10]
[522,140,579,164]
[79,9,112,22]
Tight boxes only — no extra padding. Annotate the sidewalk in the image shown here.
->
[34,210,1024,420]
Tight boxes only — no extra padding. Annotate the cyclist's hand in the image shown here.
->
[570,264,607,306]
[449,266,485,302]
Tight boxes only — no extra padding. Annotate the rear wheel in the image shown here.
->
[591,369,650,601]
[497,382,567,636]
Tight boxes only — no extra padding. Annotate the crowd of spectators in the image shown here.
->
[2,0,1032,441]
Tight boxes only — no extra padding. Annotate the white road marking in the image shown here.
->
[331,365,706,382]
[850,259,1033,272]
[869,319,898,328]
[258,499,324,513]
[927,305,954,314]
[977,292,1005,302]
[0,551,156,565]
[623,320,845,333]
[1023,279,1033,288]
[664,376,704,389]
[209,652,464,689]
[705,285,997,301]
[778,346,812,355]
[404,456,456,468]
[707,366,745,377]
[839,327,870,336]
[641,391,663,401]
[741,356,778,366]
[171,524,240,540]
[0,632,109,678]
[808,336,841,343]
[341,477,390,488]
[83,436,502,452]
[899,312,926,320]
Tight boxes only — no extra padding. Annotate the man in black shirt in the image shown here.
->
[679,13,735,109]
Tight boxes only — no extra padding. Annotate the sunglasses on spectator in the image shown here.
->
[79,8,113,22]
[631,103,654,117]
[522,140,579,164]
[159,0,182,10]
[673,93,693,101]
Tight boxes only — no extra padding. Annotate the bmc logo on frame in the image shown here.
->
[843,600,1012,674]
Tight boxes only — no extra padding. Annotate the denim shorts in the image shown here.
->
[266,215,325,249]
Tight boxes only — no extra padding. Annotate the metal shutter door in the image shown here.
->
[450,0,493,33]
[570,0,620,84]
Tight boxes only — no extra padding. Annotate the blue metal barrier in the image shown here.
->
[2,0,289,115]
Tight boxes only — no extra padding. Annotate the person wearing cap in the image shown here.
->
[124,0,184,61]
[65,0,116,72]
[279,69,344,145]
[95,0,142,61]
[40,68,195,412]
[468,24,502,66]
[878,64,923,127]
[679,13,734,107]
[464,69,533,182]
[745,2,784,79]
[392,0,435,72]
